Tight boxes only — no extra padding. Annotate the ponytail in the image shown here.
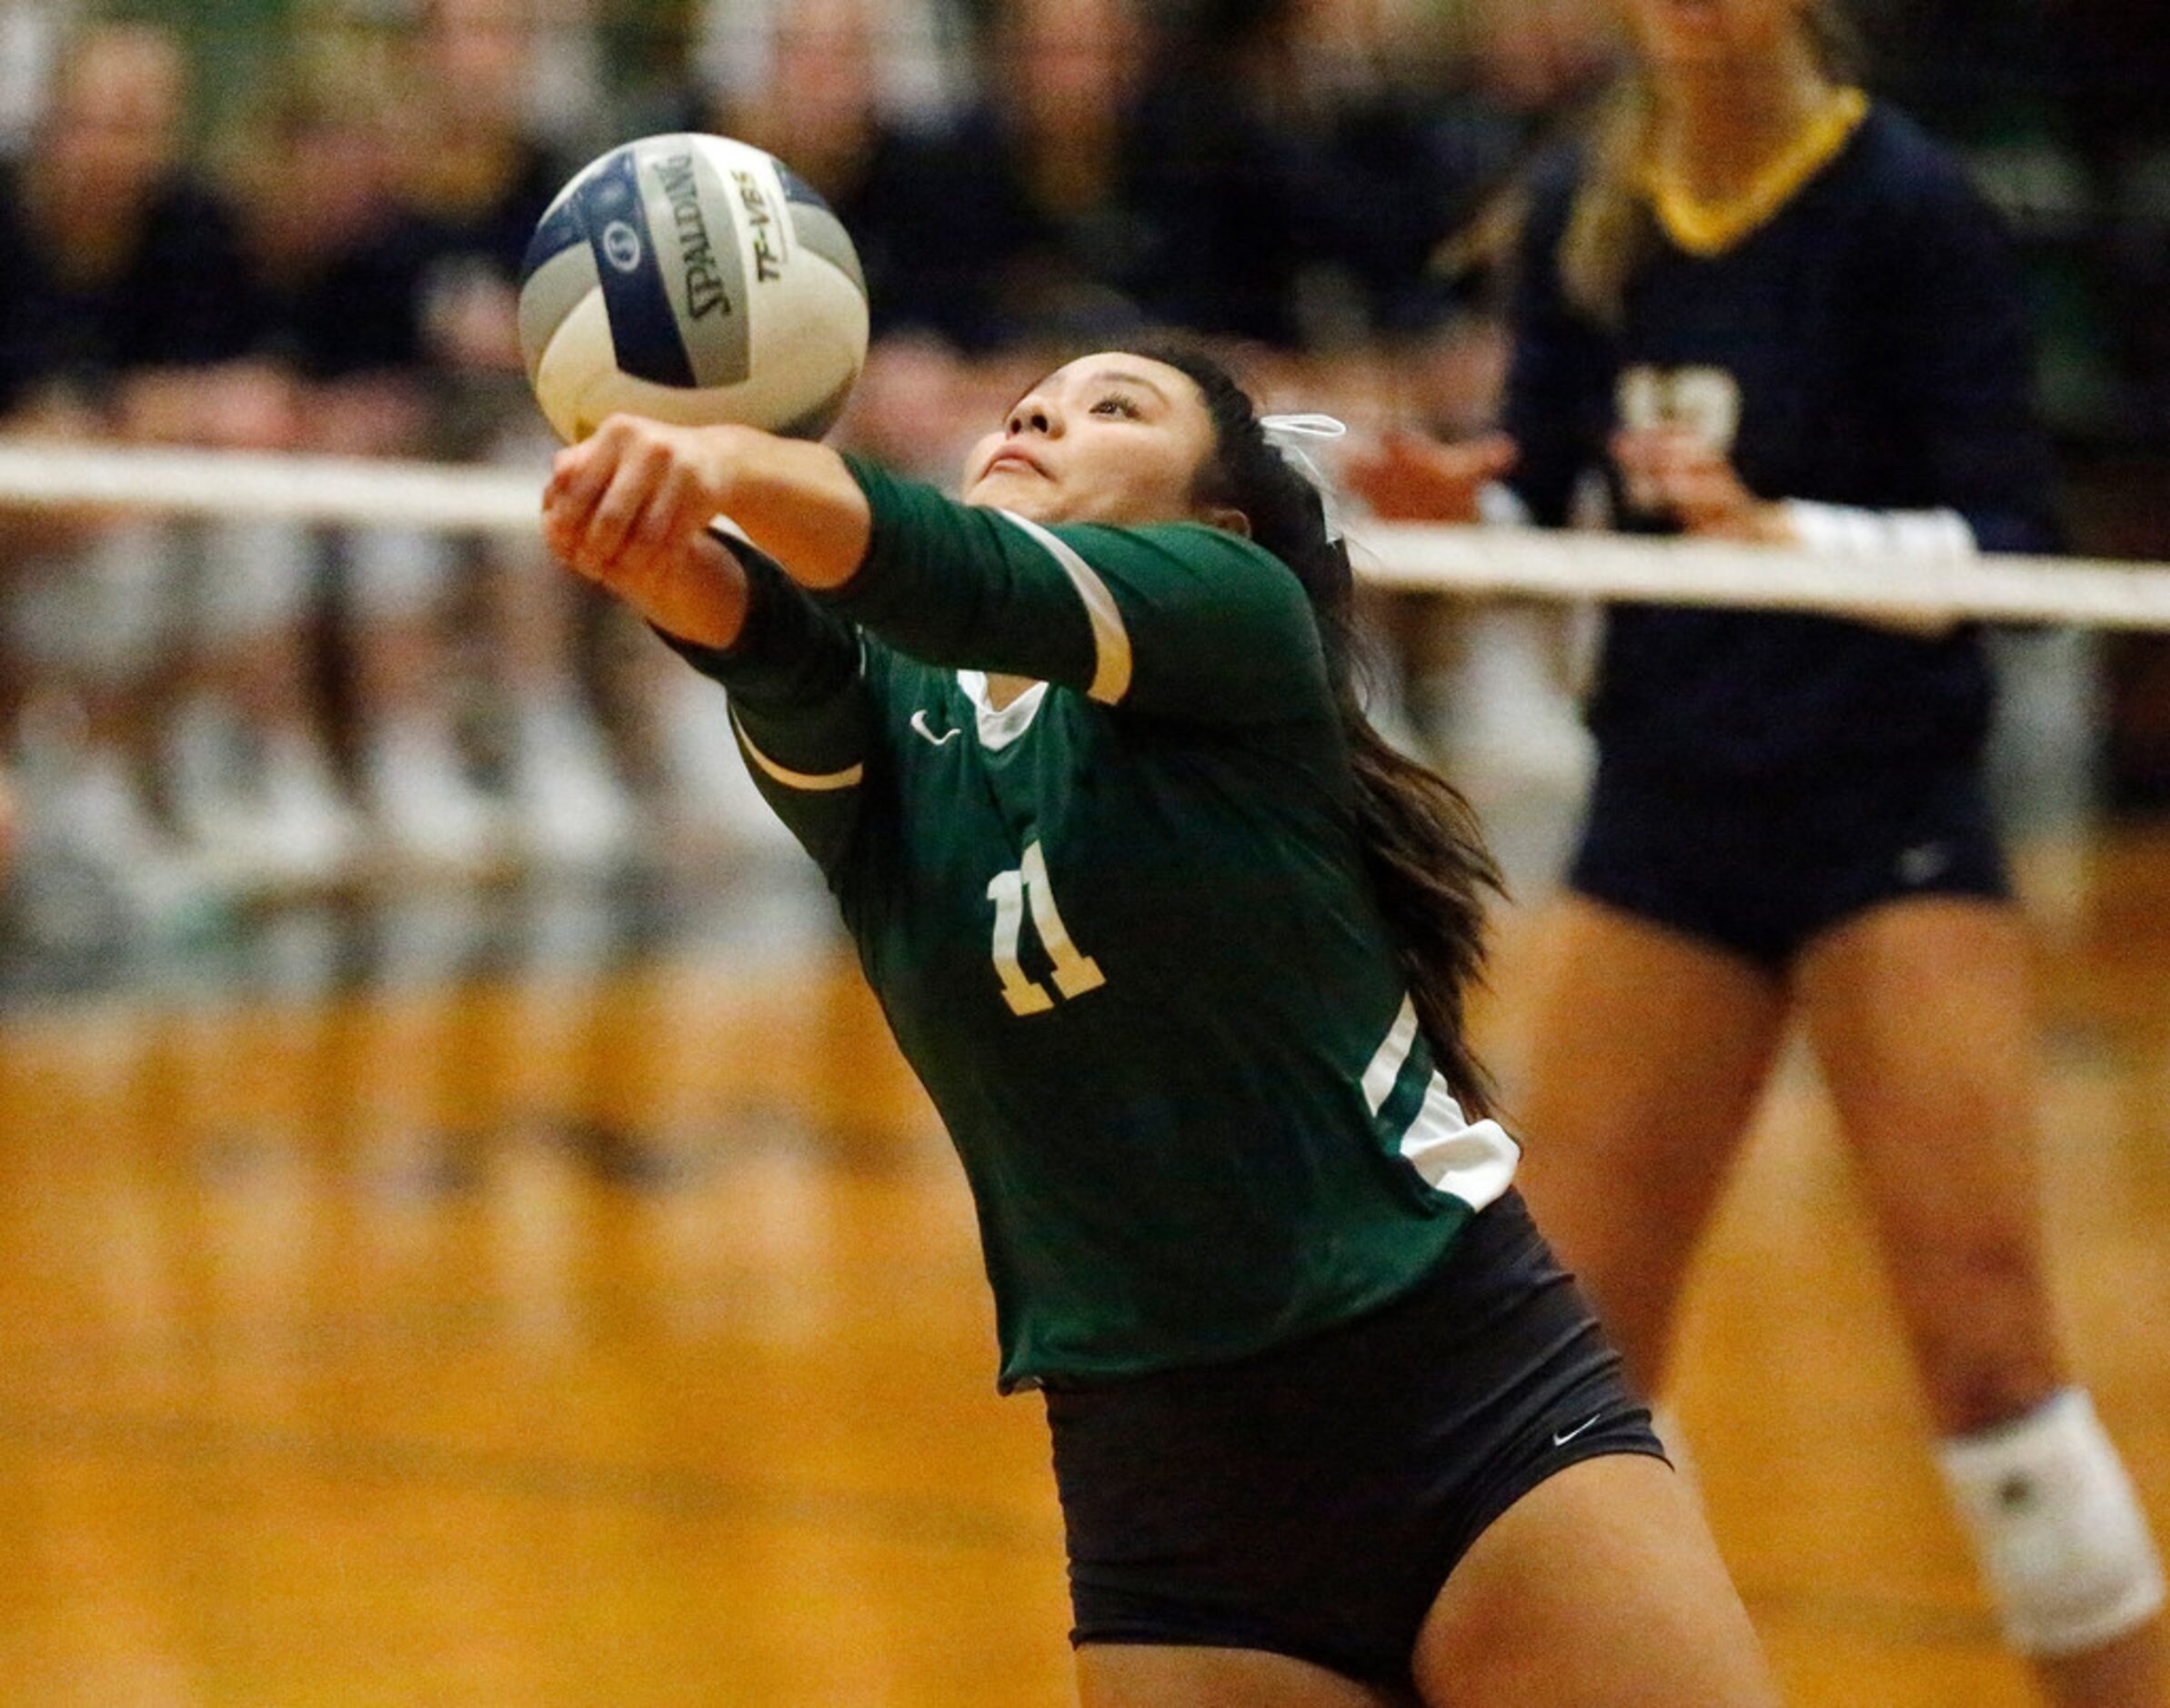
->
[1139,341,1504,1116]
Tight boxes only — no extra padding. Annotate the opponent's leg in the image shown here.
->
[1511,895,1790,1397]
[1939,1391,2165,1704]
[1798,897,2164,1706]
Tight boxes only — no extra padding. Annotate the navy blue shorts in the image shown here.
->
[1568,757,2012,972]
[1042,1191,1660,1690]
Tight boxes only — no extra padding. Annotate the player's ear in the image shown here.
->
[1203,505,1251,538]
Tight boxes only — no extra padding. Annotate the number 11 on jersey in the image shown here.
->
[987,840,1107,1016]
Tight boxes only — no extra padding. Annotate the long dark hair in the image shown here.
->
[1137,340,1504,1118]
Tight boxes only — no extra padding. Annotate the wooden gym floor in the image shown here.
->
[0,820,2165,1707]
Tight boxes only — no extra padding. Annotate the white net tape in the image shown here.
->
[0,441,543,537]
[1351,523,2170,631]
[5,437,2170,629]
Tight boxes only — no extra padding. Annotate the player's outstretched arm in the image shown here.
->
[542,414,875,645]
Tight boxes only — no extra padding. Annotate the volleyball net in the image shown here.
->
[7,437,2170,630]
[0,432,2156,969]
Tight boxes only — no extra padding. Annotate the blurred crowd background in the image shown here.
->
[1,0,2166,956]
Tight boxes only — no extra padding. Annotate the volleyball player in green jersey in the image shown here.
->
[541,344,1779,1705]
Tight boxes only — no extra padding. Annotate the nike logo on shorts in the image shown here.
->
[1552,1413,1603,1448]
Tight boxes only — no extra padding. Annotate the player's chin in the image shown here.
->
[966,467,1050,512]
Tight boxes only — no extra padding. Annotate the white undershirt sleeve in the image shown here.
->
[1783,500,1977,636]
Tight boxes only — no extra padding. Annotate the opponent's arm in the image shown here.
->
[1883,165,2060,557]
[1343,166,1608,530]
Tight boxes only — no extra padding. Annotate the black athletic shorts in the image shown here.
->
[1042,1191,1660,1690]
[1568,755,2012,972]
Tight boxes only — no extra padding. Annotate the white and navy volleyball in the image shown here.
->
[517,133,869,445]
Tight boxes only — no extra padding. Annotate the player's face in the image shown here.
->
[962,355,1220,528]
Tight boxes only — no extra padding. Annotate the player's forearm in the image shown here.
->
[640,530,753,650]
[707,427,873,592]
[546,416,871,633]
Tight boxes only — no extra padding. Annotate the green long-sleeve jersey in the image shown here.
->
[674,457,1518,1390]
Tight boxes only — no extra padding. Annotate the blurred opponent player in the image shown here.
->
[1347,1,2166,1702]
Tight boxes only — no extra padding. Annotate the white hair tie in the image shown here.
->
[1260,413,1350,543]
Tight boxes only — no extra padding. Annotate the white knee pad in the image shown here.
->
[1937,1388,2165,1655]
[196,517,315,636]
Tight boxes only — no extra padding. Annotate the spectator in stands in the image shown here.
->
[0,20,291,932]
[0,0,79,159]
[971,0,1325,352]
[1222,0,1612,777]
[165,50,446,893]
[689,0,967,140]
[333,0,639,877]
[745,0,1354,473]
[678,0,1004,483]
[2065,0,2170,444]
[1413,0,1620,781]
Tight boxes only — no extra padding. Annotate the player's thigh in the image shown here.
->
[1511,896,1789,1371]
[1514,895,1789,1184]
[1793,895,2038,1143]
[1412,1453,1780,1708]
[1076,1643,1412,1708]
[1793,897,2064,1425]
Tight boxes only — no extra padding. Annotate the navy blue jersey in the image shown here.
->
[0,163,261,417]
[825,87,1330,357]
[1502,104,2060,785]
[243,212,440,384]
[420,135,571,285]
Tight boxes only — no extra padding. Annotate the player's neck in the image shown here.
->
[1650,54,1840,204]
[985,673,1038,712]
[1641,61,1865,255]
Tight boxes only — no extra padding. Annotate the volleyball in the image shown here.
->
[517,133,869,445]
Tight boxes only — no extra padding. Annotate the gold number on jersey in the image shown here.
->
[986,840,1107,1017]
[1616,364,1742,453]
